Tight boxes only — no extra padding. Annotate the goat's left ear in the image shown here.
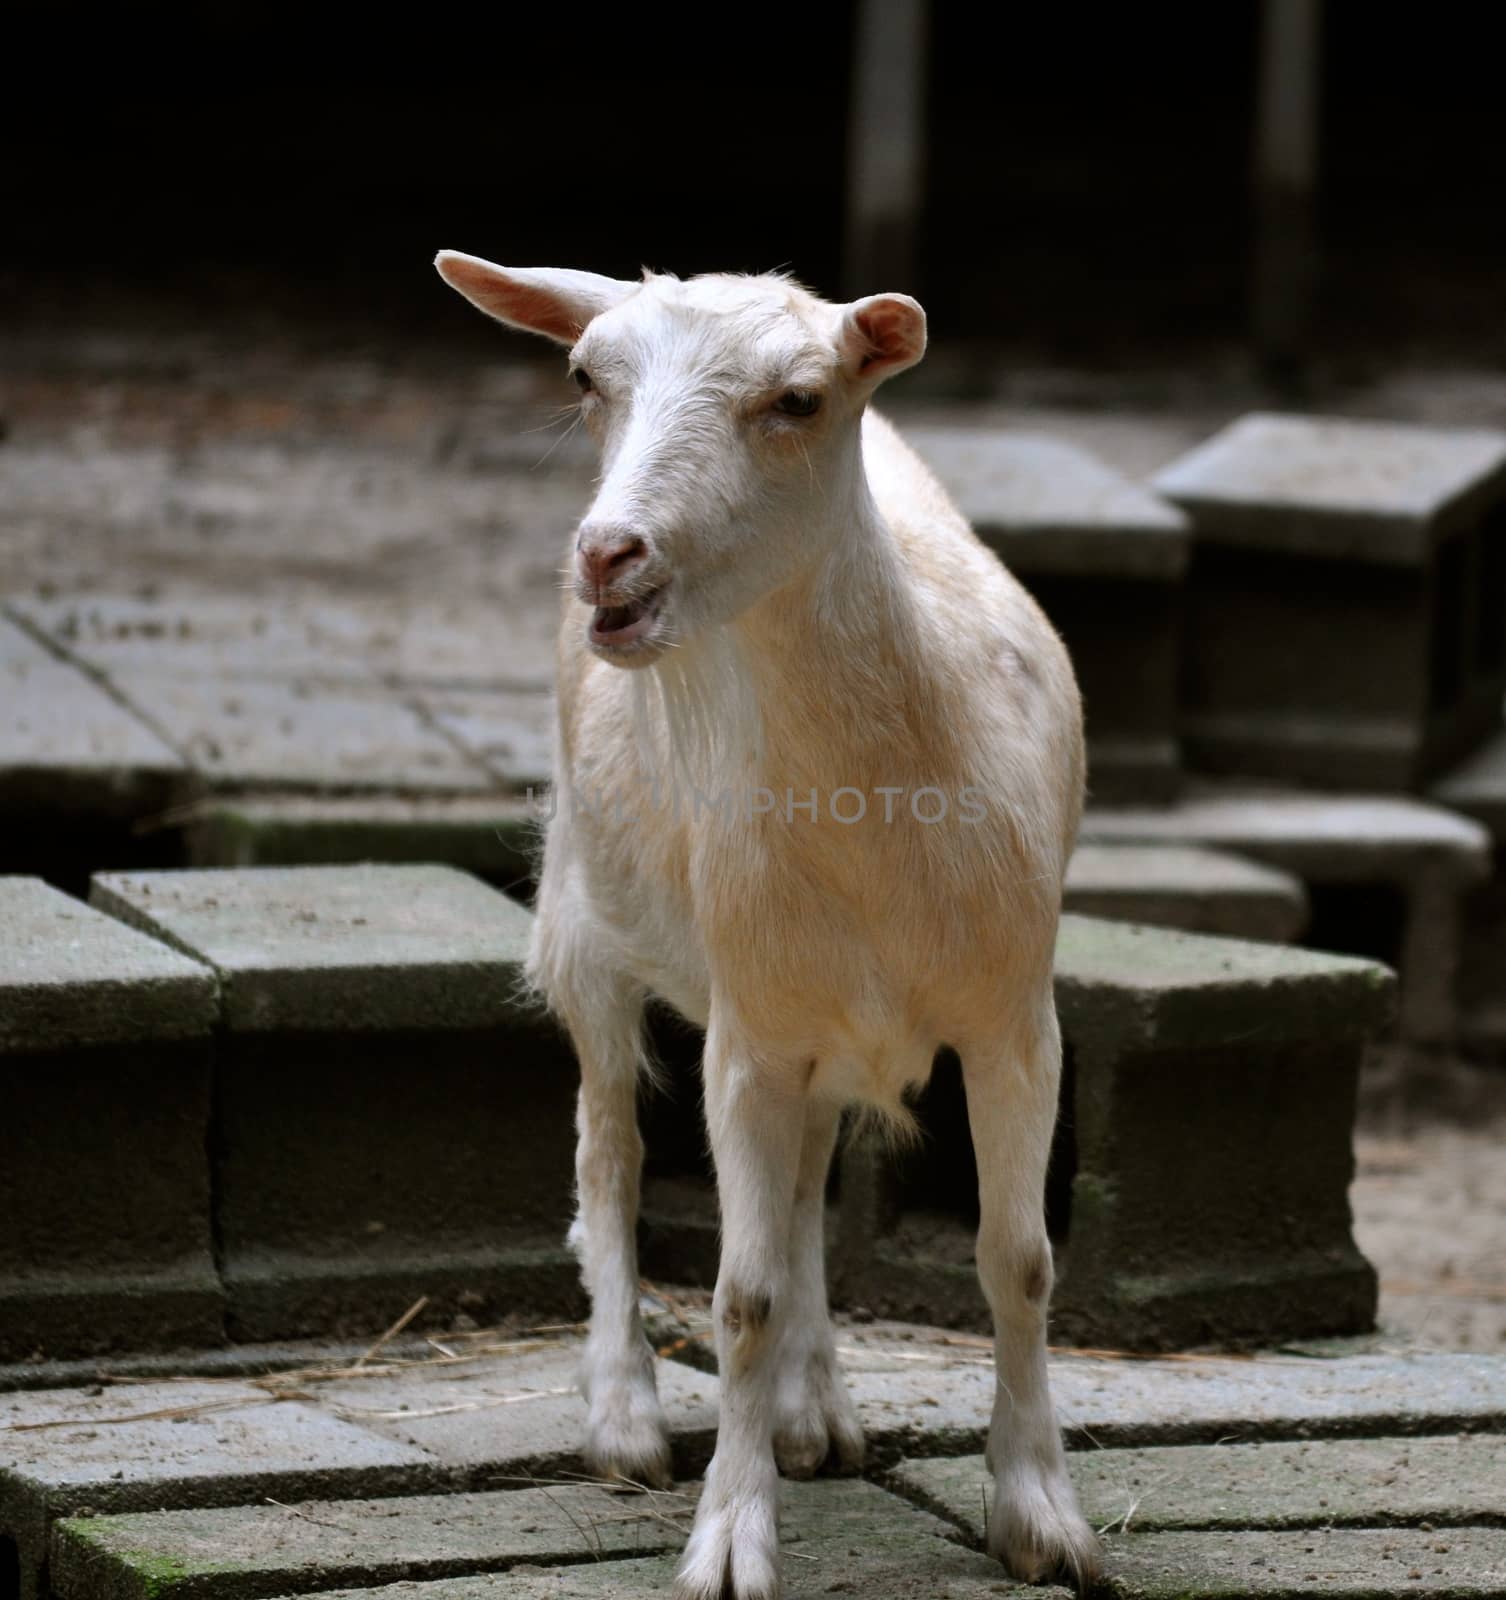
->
[434,251,636,346]
[838,293,928,384]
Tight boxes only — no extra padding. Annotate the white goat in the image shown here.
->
[436,253,1100,1599]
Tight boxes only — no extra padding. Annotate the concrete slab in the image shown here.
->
[6,594,556,692]
[89,865,533,1032]
[163,1481,1043,1600]
[0,876,217,1051]
[0,614,55,666]
[1053,912,1392,1054]
[102,675,496,794]
[0,617,187,818]
[308,1340,719,1476]
[1099,1527,1506,1597]
[1153,413,1506,564]
[1064,844,1307,942]
[414,690,554,792]
[894,1433,1506,1535]
[50,1484,691,1600]
[828,1329,1506,1453]
[6,594,371,682]
[0,1381,432,1502]
[0,1381,432,1600]
[1082,788,1491,887]
[182,795,539,883]
[904,428,1190,578]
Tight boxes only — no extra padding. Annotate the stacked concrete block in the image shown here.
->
[183,795,539,891]
[0,877,222,1362]
[1430,730,1506,1053]
[1156,414,1506,790]
[907,428,1191,802]
[1082,787,1490,1046]
[1064,842,1307,942]
[834,915,1393,1350]
[88,864,580,1341]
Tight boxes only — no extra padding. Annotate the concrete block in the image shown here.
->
[906,428,1191,581]
[1082,785,1490,1045]
[1429,730,1506,1052]
[908,428,1191,802]
[182,795,539,889]
[88,866,579,1340]
[0,876,218,1051]
[1431,726,1506,839]
[0,878,221,1362]
[1155,413,1506,789]
[1051,913,1391,1051]
[1064,844,1307,942]
[0,1380,431,1600]
[1155,414,1506,565]
[103,675,496,794]
[1052,918,1389,1349]
[894,1433,1506,1535]
[306,1339,719,1477]
[835,917,1392,1350]
[89,865,533,1032]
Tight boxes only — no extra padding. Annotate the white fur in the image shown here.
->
[436,253,1101,1598]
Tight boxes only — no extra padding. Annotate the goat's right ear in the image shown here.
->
[434,252,636,346]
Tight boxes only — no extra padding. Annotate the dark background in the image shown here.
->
[5,2,1504,370]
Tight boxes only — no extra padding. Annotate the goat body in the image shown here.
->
[436,254,1099,1599]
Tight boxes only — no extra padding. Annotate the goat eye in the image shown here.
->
[774,388,821,418]
[572,368,594,393]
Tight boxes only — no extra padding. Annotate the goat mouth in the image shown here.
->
[589,584,667,650]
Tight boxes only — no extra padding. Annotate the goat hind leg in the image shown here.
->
[565,977,671,1489]
[962,1001,1100,1590]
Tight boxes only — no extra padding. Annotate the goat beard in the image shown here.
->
[628,623,764,800]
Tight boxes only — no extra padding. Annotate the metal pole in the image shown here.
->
[1252,0,1323,379]
[844,0,930,296]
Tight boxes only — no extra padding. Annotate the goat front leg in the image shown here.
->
[675,1031,806,1600]
[771,1096,863,1478]
[563,977,671,1489]
[962,998,1100,1590]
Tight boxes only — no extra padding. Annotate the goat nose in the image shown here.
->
[576,528,648,592]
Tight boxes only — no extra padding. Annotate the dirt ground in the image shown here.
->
[1353,1063,1506,1352]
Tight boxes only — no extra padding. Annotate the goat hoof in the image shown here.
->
[772,1403,864,1479]
[772,1353,864,1479]
[673,1466,780,1599]
[585,1408,673,1491]
[987,1470,1101,1593]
